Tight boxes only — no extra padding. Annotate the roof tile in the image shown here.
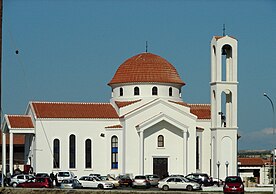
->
[31,102,119,119]
[108,53,185,86]
[238,158,266,166]
[7,115,34,128]
[169,101,211,119]
[115,100,141,108]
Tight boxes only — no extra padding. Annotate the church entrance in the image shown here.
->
[153,158,168,179]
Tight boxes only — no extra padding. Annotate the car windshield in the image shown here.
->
[135,176,146,179]
[93,176,101,181]
[59,172,70,177]
[225,177,242,183]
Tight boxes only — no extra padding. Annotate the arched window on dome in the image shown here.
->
[179,88,182,97]
[169,87,173,96]
[134,87,140,96]
[120,87,123,96]
[158,135,164,147]
[152,86,158,95]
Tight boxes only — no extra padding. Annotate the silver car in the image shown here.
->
[132,175,151,188]
[10,174,35,188]
[158,176,201,191]
[145,174,160,186]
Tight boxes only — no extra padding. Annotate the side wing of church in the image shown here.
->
[1,35,238,180]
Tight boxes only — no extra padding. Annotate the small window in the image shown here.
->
[85,139,92,168]
[111,136,118,169]
[120,87,123,96]
[152,86,158,95]
[134,87,140,95]
[158,135,164,147]
[169,87,172,96]
[53,139,60,168]
[69,134,76,168]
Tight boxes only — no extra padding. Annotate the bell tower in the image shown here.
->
[210,35,238,179]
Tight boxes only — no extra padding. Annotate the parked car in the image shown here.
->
[56,171,75,185]
[60,179,82,189]
[132,175,151,189]
[89,173,101,177]
[158,176,201,191]
[185,173,213,186]
[10,174,35,188]
[99,175,120,188]
[212,177,224,186]
[223,176,244,194]
[17,177,53,188]
[78,175,113,189]
[116,175,133,187]
[35,173,50,178]
[145,174,160,186]
[169,174,185,178]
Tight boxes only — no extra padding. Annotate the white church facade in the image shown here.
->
[1,35,238,179]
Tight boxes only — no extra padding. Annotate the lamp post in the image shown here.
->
[225,161,229,177]
[217,161,220,187]
[264,92,275,194]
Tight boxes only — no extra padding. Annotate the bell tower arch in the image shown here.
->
[210,35,238,179]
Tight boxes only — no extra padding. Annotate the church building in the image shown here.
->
[1,35,238,179]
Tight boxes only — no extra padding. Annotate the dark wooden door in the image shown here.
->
[153,158,168,179]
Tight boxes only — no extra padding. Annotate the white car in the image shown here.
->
[78,176,113,189]
[158,176,201,191]
[99,176,120,188]
[56,171,75,184]
[10,174,35,188]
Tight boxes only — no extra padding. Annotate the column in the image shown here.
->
[2,132,6,176]
[122,126,125,174]
[139,131,144,175]
[9,132,13,174]
[183,131,187,175]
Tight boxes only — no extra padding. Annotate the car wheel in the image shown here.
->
[162,185,169,191]
[98,184,104,189]
[186,185,193,191]
[12,182,17,188]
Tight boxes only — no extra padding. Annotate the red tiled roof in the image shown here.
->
[169,101,211,119]
[0,133,25,144]
[115,100,141,108]
[238,158,266,166]
[105,125,123,129]
[108,53,185,86]
[31,102,119,119]
[7,115,34,128]
[188,104,211,119]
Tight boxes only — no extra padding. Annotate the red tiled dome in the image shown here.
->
[108,53,185,86]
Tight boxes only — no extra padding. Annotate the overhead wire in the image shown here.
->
[3,19,57,169]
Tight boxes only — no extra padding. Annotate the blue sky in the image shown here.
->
[2,0,276,150]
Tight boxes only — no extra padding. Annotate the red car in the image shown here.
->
[17,177,53,188]
[223,176,244,194]
[116,175,133,187]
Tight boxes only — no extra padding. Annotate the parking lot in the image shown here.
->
[0,187,274,194]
